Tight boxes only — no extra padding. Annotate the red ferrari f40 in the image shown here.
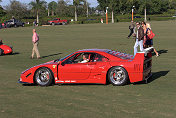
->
[0,40,13,56]
[19,48,153,86]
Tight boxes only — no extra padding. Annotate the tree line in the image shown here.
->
[0,0,176,24]
[0,0,94,23]
[97,0,176,23]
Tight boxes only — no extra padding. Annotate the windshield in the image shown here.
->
[54,53,74,62]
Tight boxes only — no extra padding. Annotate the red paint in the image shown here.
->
[19,49,152,85]
[48,18,67,25]
[0,44,13,55]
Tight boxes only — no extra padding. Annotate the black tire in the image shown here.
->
[34,67,54,86]
[108,66,129,86]
[0,48,4,56]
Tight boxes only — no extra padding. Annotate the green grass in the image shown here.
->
[0,21,176,118]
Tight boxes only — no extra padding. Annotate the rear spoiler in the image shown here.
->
[143,47,154,56]
[134,47,153,60]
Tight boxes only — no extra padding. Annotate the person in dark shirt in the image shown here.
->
[127,21,135,38]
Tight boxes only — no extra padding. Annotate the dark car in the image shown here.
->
[134,16,141,18]
[0,23,2,29]
[6,19,25,28]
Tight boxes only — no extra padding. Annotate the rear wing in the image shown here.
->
[134,47,153,60]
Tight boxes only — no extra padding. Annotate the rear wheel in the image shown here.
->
[108,66,129,86]
[34,67,54,86]
[52,23,55,26]
[0,48,4,56]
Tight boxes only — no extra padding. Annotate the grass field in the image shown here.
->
[0,21,176,118]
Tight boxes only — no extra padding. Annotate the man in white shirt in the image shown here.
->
[133,22,144,56]
[80,54,89,63]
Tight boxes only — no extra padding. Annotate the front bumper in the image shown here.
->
[18,79,30,84]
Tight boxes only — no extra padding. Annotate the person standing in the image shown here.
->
[134,22,144,56]
[31,29,41,59]
[141,21,147,48]
[146,23,159,57]
[127,21,135,38]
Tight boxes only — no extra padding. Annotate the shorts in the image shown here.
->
[145,39,153,46]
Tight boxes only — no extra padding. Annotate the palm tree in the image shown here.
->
[48,1,57,16]
[29,0,46,24]
[73,0,84,21]
[73,0,79,21]
[109,0,118,23]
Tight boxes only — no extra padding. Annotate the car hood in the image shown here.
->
[21,60,59,74]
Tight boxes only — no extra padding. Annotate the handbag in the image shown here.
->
[147,30,155,39]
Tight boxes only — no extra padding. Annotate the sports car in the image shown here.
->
[0,40,13,55]
[18,48,153,86]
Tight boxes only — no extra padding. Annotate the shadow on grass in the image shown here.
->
[148,70,169,83]
[22,83,106,87]
[2,52,20,56]
[12,52,20,55]
[42,52,62,58]
[133,70,169,85]
[56,83,107,86]
[22,84,36,86]
[152,49,168,56]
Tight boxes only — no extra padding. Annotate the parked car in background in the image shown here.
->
[5,19,25,28]
[0,40,13,56]
[48,18,68,25]
[134,16,141,18]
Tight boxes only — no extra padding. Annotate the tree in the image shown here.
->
[5,0,28,19]
[97,0,109,12]
[29,0,46,24]
[109,0,118,23]
[0,5,6,17]
[83,0,90,17]
[48,1,57,16]
[73,0,79,21]
[56,0,70,16]
[73,0,84,21]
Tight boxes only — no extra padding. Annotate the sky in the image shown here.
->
[0,0,98,8]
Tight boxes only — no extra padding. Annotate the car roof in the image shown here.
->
[78,49,111,53]
[77,49,134,60]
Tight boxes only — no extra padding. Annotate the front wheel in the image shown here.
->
[108,66,129,86]
[35,67,54,86]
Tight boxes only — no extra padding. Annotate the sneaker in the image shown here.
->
[156,53,160,57]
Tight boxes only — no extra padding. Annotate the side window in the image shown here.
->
[63,53,83,64]
[92,53,108,62]
[63,54,78,64]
